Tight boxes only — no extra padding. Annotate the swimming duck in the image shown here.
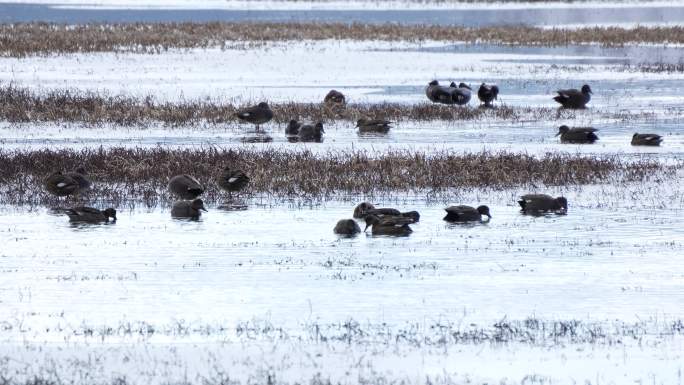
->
[356,118,392,134]
[556,125,599,143]
[298,122,324,142]
[168,174,204,199]
[553,84,592,109]
[235,102,274,131]
[477,83,499,107]
[171,198,207,219]
[285,119,302,136]
[518,194,567,214]
[443,205,491,222]
[66,207,116,223]
[631,133,663,146]
[334,219,361,235]
[363,214,414,236]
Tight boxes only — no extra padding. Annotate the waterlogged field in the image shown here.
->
[1,3,684,384]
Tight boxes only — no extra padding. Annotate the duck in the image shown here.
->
[353,202,376,218]
[285,119,302,136]
[631,133,663,146]
[334,219,361,236]
[425,80,453,104]
[298,122,324,142]
[66,207,117,223]
[450,82,472,105]
[356,118,391,134]
[65,167,92,191]
[168,174,204,199]
[217,167,249,199]
[518,194,567,214]
[443,205,491,222]
[235,102,274,131]
[553,84,592,109]
[363,214,414,236]
[556,125,599,143]
[171,198,207,219]
[44,171,80,197]
[324,90,346,105]
[477,83,499,107]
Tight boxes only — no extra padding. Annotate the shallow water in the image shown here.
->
[1,17,684,385]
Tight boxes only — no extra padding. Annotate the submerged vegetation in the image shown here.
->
[0,23,682,57]
[0,147,669,205]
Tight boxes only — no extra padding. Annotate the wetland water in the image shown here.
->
[1,8,684,385]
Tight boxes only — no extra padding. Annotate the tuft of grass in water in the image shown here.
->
[0,147,669,205]
[0,23,682,57]
[0,84,567,125]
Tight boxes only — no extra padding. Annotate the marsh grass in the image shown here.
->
[1,23,682,57]
[0,147,667,205]
[0,84,572,125]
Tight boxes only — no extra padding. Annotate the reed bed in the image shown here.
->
[0,147,667,205]
[1,23,682,57]
[0,84,573,125]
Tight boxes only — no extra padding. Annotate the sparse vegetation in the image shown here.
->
[0,147,669,205]
[0,23,682,57]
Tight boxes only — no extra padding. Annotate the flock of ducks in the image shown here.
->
[43,81,662,226]
[45,164,568,236]
[234,83,664,146]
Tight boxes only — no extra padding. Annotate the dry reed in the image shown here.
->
[0,147,668,205]
[0,23,682,57]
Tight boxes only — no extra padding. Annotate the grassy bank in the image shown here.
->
[0,147,667,204]
[0,23,682,57]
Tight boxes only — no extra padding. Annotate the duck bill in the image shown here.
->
[363,224,370,232]
[201,206,208,212]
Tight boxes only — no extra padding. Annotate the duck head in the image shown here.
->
[257,102,269,109]
[355,118,366,127]
[363,214,381,232]
[556,125,570,136]
[315,122,325,133]
[354,202,375,218]
[449,81,457,88]
[191,199,208,212]
[555,197,568,212]
[428,80,439,86]
[581,85,592,94]
[103,208,117,221]
[477,205,492,219]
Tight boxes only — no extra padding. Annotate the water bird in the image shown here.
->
[66,207,116,223]
[450,82,472,105]
[217,167,249,199]
[324,90,346,105]
[44,171,80,197]
[425,80,453,104]
[356,118,391,134]
[556,125,599,143]
[353,202,376,218]
[298,122,324,142]
[171,198,207,219]
[235,102,273,131]
[553,84,592,109]
[285,119,302,135]
[477,83,499,107]
[334,219,361,235]
[364,214,414,236]
[631,133,663,146]
[443,205,491,222]
[518,194,567,214]
[168,174,204,199]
